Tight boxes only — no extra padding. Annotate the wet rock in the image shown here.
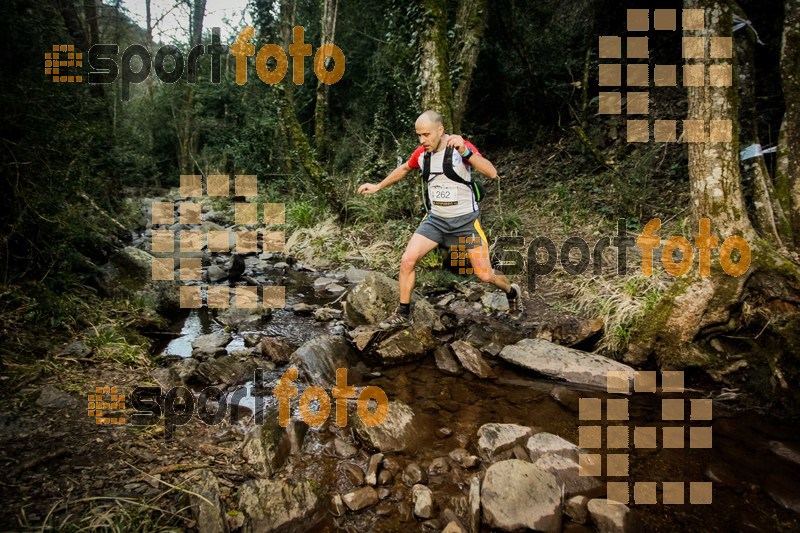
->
[398,501,413,522]
[480,460,561,532]
[498,338,634,392]
[765,469,800,514]
[534,453,604,498]
[291,303,315,315]
[334,438,358,458]
[242,408,303,476]
[36,386,79,410]
[378,469,394,485]
[375,502,394,516]
[238,475,324,531]
[769,440,800,467]
[482,342,503,357]
[550,385,580,413]
[526,432,581,462]
[366,453,384,486]
[193,356,257,387]
[539,317,604,347]
[289,335,359,388]
[216,305,272,330]
[327,283,346,294]
[243,333,263,347]
[258,336,294,365]
[412,484,435,519]
[343,272,441,330]
[342,486,379,511]
[330,494,346,517]
[174,360,198,385]
[587,499,632,533]
[451,341,495,378]
[443,521,465,533]
[313,277,337,290]
[382,456,401,477]
[373,325,439,364]
[477,423,533,461]
[186,469,227,533]
[378,488,391,500]
[192,331,231,352]
[565,495,589,524]
[346,266,369,284]
[482,291,510,311]
[428,457,451,475]
[434,345,463,376]
[314,307,342,321]
[341,463,365,486]
[403,463,428,486]
[207,264,227,282]
[274,262,290,269]
[354,400,420,453]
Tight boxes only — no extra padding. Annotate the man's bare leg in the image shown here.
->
[399,233,440,303]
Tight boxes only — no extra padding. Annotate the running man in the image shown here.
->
[357,110,521,329]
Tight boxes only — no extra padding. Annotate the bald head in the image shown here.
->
[416,110,444,128]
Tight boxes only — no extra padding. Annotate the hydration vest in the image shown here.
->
[421,146,486,212]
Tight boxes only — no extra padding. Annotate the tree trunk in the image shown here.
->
[418,0,453,128]
[776,0,800,249]
[178,0,206,173]
[734,5,784,247]
[451,0,487,133]
[626,0,800,407]
[314,0,338,153]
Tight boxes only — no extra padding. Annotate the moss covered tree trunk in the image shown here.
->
[627,0,800,406]
[776,0,800,249]
[418,0,454,127]
[314,0,338,153]
[451,0,487,133]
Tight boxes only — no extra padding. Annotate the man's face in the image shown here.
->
[416,120,444,152]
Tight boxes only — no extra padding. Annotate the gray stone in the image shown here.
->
[289,335,359,388]
[498,339,634,392]
[451,341,495,378]
[243,333,263,347]
[427,457,451,475]
[354,400,420,453]
[192,332,231,351]
[565,495,589,524]
[341,462,365,486]
[587,499,632,533]
[35,386,78,410]
[259,337,294,365]
[313,277,337,290]
[482,291,510,311]
[327,283,346,294]
[534,453,604,498]
[480,460,561,532]
[60,340,91,358]
[477,423,533,461]
[526,432,581,462]
[346,266,368,284]
[149,367,184,391]
[207,264,227,282]
[274,262,290,269]
[237,475,324,531]
[186,469,227,533]
[342,486,379,511]
[434,345,463,376]
[373,326,439,364]
[193,356,257,386]
[402,462,428,486]
[412,484,435,519]
[314,307,343,322]
[241,409,306,477]
[291,303,315,315]
[468,476,480,533]
[216,306,272,331]
[366,453,384,486]
[334,438,358,458]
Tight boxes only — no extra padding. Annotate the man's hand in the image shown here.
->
[357,183,381,194]
[446,134,466,154]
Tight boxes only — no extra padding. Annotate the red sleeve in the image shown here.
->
[464,140,482,163]
[406,146,425,169]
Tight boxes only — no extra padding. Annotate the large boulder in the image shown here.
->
[343,272,442,331]
[288,335,360,388]
[353,400,421,453]
[242,407,307,477]
[237,475,324,532]
[587,499,633,533]
[97,246,180,314]
[480,459,561,532]
[186,469,228,533]
[191,356,257,387]
[498,339,635,392]
[477,423,533,461]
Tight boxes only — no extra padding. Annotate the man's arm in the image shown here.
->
[445,135,498,179]
[357,162,412,194]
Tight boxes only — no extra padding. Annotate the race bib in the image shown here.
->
[429,182,459,206]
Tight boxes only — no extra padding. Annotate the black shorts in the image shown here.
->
[414,211,488,250]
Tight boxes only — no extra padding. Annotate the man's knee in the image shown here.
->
[474,265,495,283]
[400,251,419,272]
